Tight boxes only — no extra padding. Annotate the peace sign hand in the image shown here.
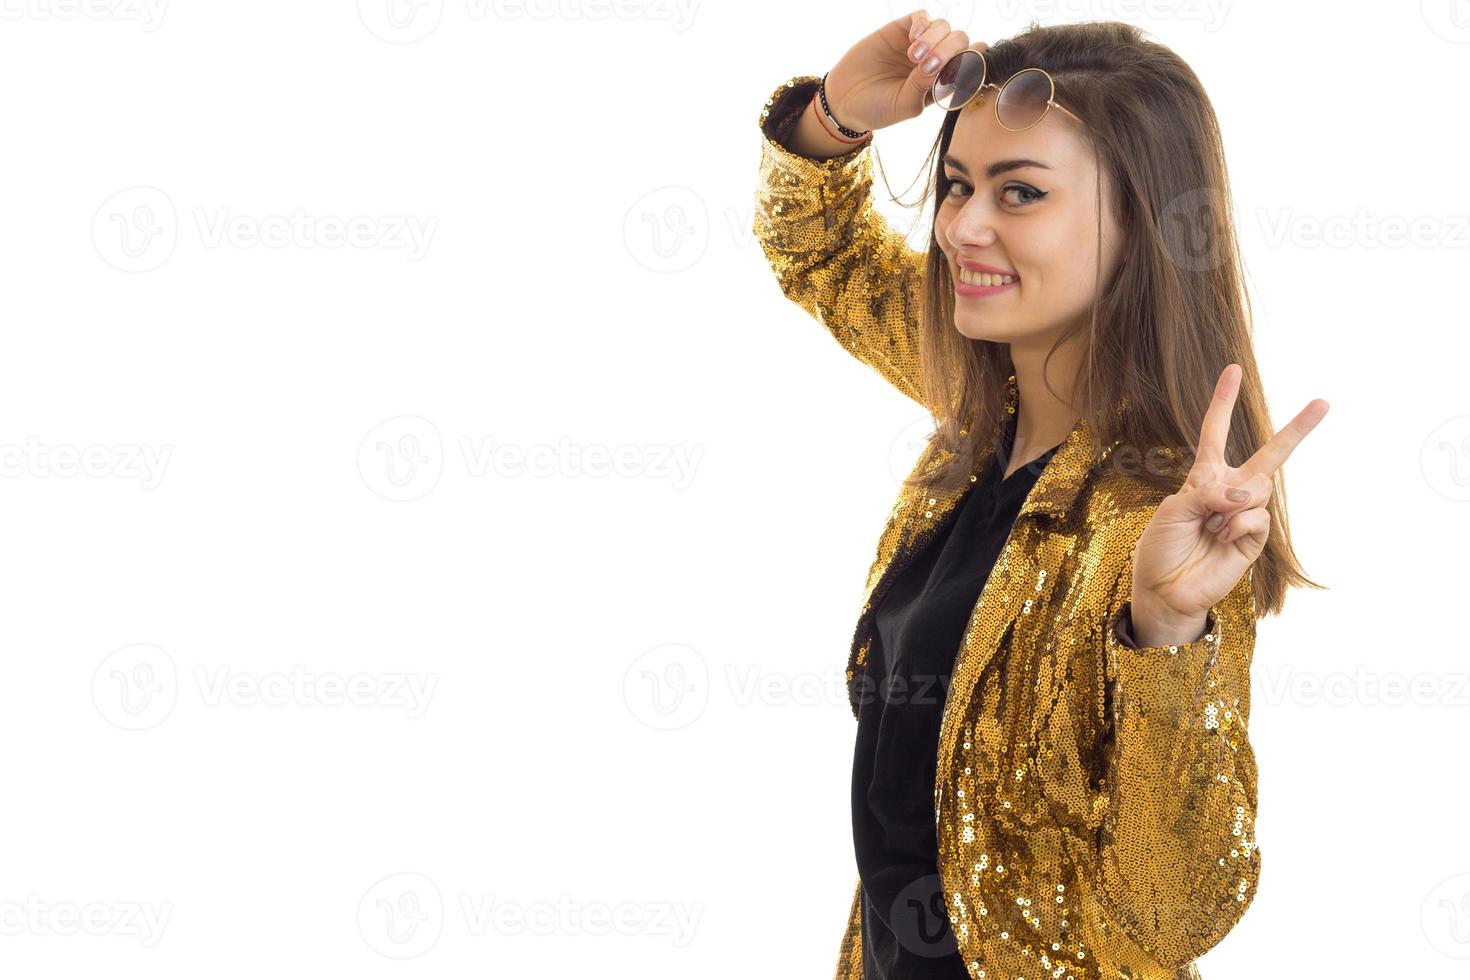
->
[1129,364,1329,644]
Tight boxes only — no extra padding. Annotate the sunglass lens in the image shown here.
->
[996,68,1053,129]
[931,49,984,110]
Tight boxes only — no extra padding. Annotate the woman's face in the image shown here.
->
[934,95,1122,350]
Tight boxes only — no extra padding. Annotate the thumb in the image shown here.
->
[1158,481,1218,525]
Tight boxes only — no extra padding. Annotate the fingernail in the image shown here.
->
[922,55,940,73]
[1226,487,1248,502]
[1206,512,1224,531]
[911,42,928,61]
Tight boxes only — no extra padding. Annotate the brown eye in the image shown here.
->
[944,177,972,201]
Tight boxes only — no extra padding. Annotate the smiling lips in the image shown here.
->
[957,267,1018,287]
[955,259,1019,296]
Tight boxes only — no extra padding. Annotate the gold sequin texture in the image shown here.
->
[754,76,1261,980]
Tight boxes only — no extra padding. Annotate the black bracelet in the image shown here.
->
[818,72,871,141]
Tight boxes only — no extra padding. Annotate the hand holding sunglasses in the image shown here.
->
[813,10,981,141]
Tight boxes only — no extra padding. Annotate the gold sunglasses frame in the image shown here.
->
[930,49,1084,132]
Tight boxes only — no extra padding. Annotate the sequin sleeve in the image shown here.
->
[1091,567,1262,968]
[753,75,931,412]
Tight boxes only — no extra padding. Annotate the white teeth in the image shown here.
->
[958,267,1017,287]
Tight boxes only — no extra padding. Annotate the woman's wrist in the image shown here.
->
[815,71,872,142]
[1128,596,1210,649]
[788,89,870,160]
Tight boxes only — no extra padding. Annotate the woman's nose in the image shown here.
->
[945,207,998,250]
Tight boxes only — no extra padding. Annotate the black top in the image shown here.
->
[851,413,1062,979]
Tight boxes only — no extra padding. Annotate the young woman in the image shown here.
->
[752,15,1328,980]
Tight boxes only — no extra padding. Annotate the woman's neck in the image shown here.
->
[1007,343,1084,474]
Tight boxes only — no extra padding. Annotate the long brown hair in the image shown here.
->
[882,20,1321,616]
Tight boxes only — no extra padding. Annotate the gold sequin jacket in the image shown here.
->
[753,76,1262,980]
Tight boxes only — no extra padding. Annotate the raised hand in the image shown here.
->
[821,9,983,135]
[1128,363,1329,646]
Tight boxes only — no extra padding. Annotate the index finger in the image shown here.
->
[1240,398,1330,479]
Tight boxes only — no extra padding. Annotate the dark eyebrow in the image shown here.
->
[942,154,1053,178]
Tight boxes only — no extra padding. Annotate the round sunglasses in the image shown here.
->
[930,48,1084,132]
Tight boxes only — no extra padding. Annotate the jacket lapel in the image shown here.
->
[844,378,1125,721]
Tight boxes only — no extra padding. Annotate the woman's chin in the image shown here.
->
[952,316,1009,343]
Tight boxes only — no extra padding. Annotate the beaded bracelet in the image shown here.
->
[814,71,873,144]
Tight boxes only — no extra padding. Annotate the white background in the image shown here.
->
[0,0,1466,976]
